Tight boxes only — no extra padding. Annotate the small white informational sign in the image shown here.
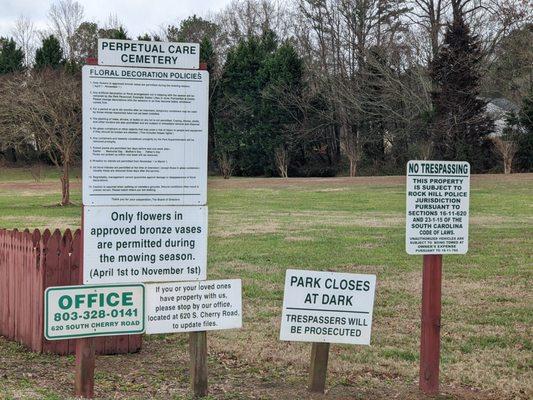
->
[145,279,242,334]
[98,39,199,69]
[280,270,376,345]
[44,284,145,340]
[82,65,208,206]
[83,206,207,284]
[406,160,470,255]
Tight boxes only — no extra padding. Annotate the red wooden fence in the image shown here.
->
[0,228,142,355]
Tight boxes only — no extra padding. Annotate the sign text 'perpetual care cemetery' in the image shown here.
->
[98,39,199,69]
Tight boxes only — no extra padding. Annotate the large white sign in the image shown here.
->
[82,65,208,206]
[45,284,145,340]
[280,270,376,345]
[83,206,207,284]
[98,39,199,69]
[145,279,242,334]
[406,160,470,255]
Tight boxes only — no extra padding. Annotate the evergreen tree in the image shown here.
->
[430,2,493,170]
[259,41,304,176]
[213,31,281,176]
[34,35,63,69]
[137,33,161,41]
[507,90,533,171]
[359,48,389,168]
[98,26,129,40]
[0,37,25,73]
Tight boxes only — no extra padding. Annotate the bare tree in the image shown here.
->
[406,0,449,63]
[215,0,294,47]
[217,152,235,179]
[274,146,289,178]
[11,15,37,68]
[0,70,81,205]
[297,0,411,175]
[492,136,517,174]
[48,0,84,60]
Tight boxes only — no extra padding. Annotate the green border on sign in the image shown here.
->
[44,284,145,340]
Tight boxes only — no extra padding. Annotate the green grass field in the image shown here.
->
[0,168,531,399]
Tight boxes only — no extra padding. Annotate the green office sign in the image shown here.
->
[44,284,145,340]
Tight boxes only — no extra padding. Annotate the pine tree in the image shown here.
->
[213,31,278,176]
[0,37,24,73]
[507,90,533,171]
[98,26,129,40]
[259,41,304,176]
[430,2,494,170]
[34,35,63,70]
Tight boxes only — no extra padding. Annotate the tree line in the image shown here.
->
[0,0,532,204]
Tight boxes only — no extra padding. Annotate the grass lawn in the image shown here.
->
[0,168,531,399]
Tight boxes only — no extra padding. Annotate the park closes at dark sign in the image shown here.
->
[280,269,376,345]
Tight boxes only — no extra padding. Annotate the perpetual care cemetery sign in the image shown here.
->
[97,39,199,69]
[406,160,470,254]
[81,38,242,336]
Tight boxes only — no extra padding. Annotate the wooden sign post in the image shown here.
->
[76,209,94,399]
[75,337,96,398]
[419,254,442,394]
[309,342,330,393]
[189,331,208,397]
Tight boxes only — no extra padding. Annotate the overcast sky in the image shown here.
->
[0,0,233,39]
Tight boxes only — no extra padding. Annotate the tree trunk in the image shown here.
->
[275,146,289,178]
[504,157,512,174]
[218,152,234,179]
[349,159,357,177]
[60,163,70,205]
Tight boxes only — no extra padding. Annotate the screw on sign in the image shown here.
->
[405,160,470,395]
